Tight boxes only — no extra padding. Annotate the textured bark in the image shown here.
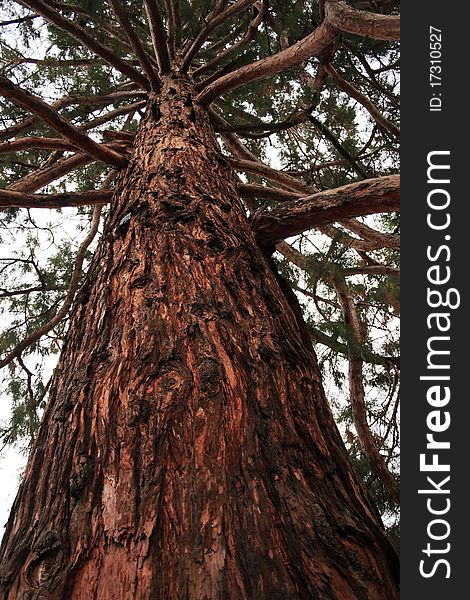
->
[0,75,398,599]
[8,154,94,193]
[251,175,400,250]
[324,0,400,42]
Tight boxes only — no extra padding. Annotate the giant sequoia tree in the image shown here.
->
[0,1,400,598]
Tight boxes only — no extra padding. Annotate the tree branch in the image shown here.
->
[0,137,78,155]
[197,21,337,105]
[237,183,301,202]
[228,157,313,194]
[143,0,172,74]
[17,0,150,89]
[193,1,266,78]
[0,189,113,209]
[108,0,161,90]
[0,284,65,299]
[195,15,247,58]
[209,108,261,161]
[8,154,93,193]
[320,223,399,252]
[80,100,146,132]
[325,64,399,138]
[340,218,400,249]
[181,0,255,73]
[0,90,145,142]
[324,0,400,41]
[0,205,102,370]
[162,0,177,58]
[0,75,128,168]
[251,175,400,248]
[275,241,400,369]
[307,114,369,179]
[0,14,39,27]
[343,265,399,277]
[343,41,400,109]
[308,323,399,369]
[332,274,399,504]
[215,107,311,137]
[45,0,140,48]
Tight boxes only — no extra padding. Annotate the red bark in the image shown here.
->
[0,75,398,599]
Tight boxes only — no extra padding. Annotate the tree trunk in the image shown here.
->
[0,75,399,599]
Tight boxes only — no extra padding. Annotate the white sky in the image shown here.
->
[0,402,27,534]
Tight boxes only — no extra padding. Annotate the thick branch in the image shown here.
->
[9,154,93,192]
[0,76,128,168]
[340,218,400,249]
[0,90,145,142]
[0,135,132,156]
[252,175,400,248]
[143,0,172,74]
[197,21,337,105]
[0,189,113,209]
[324,0,400,41]
[18,0,150,89]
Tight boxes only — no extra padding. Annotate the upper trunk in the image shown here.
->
[0,75,398,599]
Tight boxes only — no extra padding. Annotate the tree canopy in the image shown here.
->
[0,0,400,538]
